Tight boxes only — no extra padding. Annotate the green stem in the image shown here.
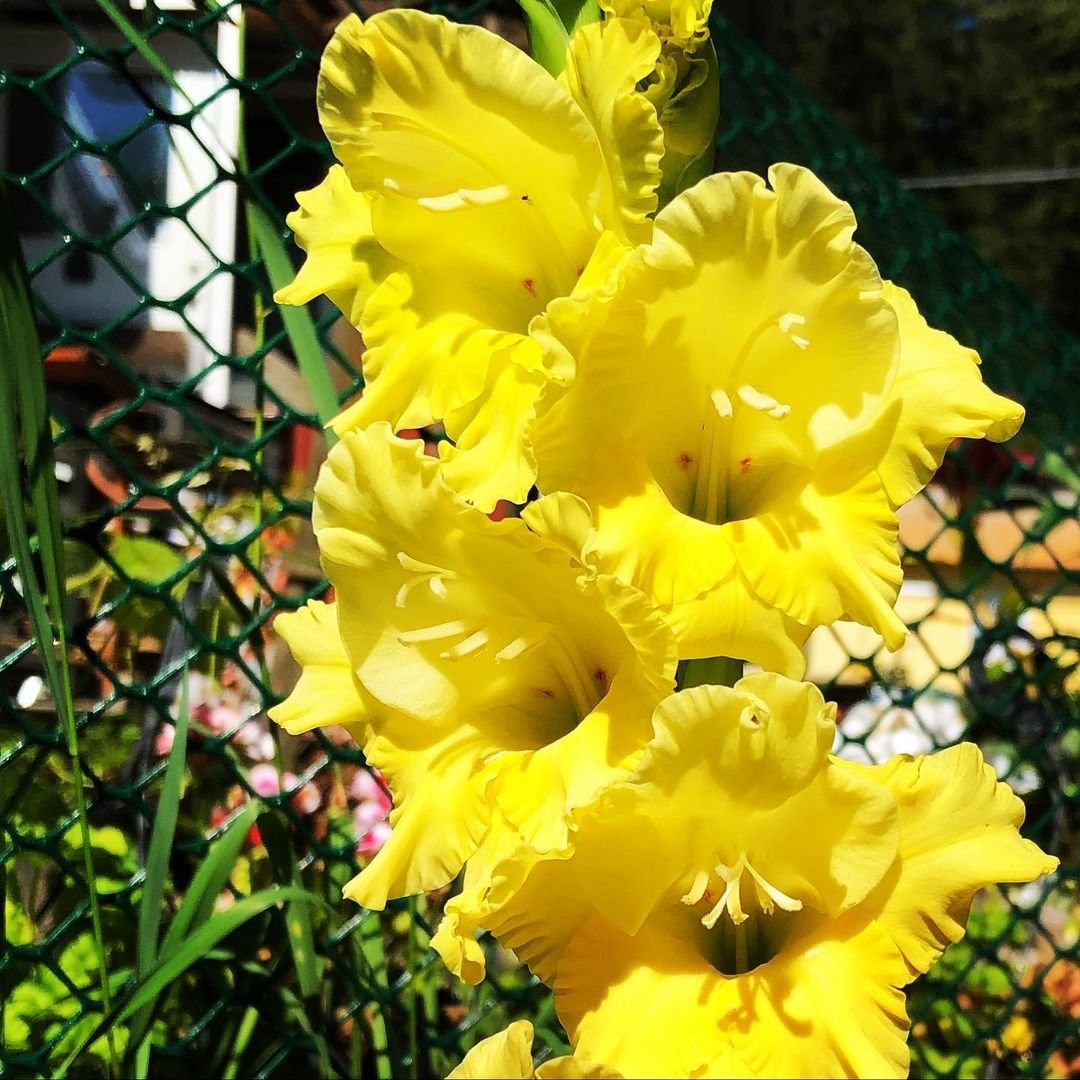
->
[676,655,744,690]
[357,912,393,1080]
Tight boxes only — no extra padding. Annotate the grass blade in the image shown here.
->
[92,0,194,107]
[257,809,321,1000]
[0,180,118,1076]
[247,201,340,434]
[58,886,329,1077]
[126,679,192,1074]
[136,677,190,976]
[122,887,328,1020]
[159,801,259,956]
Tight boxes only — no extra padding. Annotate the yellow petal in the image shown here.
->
[274,165,393,327]
[319,10,602,307]
[314,425,674,907]
[667,568,810,676]
[313,9,617,508]
[533,164,904,653]
[437,348,552,510]
[848,743,1059,979]
[446,1020,619,1080]
[330,271,511,427]
[601,0,713,46]
[728,460,908,649]
[876,281,1026,508]
[556,914,910,1079]
[571,676,898,934]
[268,601,366,735]
[433,820,587,986]
[650,41,720,205]
[447,1020,536,1080]
[559,18,664,242]
[343,723,490,908]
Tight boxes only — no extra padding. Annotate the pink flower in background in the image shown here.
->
[357,820,391,857]
[249,764,321,815]
[153,724,176,757]
[291,780,321,815]
[235,721,275,762]
[249,763,285,797]
[350,768,392,857]
[353,796,390,834]
[203,702,242,735]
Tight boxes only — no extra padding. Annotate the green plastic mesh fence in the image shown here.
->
[1,2,1077,1077]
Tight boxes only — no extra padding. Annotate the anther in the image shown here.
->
[710,387,733,419]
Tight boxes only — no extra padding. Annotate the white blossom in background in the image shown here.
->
[837,686,967,764]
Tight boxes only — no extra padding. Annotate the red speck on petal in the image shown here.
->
[535,687,555,698]
[522,278,537,296]
[740,456,752,474]
[677,452,694,472]
[593,668,610,692]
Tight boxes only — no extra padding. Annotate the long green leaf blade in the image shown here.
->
[159,801,258,956]
[257,810,321,999]
[126,679,193,1074]
[247,201,340,434]
[0,179,118,1076]
[58,886,329,1077]
[92,0,194,106]
[136,677,190,977]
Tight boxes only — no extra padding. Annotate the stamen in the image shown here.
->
[495,630,548,662]
[417,184,513,212]
[737,384,791,419]
[777,312,805,333]
[681,869,710,906]
[395,552,455,607]
[691,854,802,930]
[397,620,469,644]
[440,630,490,660]
[710,388,733,419]
[383,177,401,192]
[703,859,747,928]
[790,335,810,351]
[859,288,883,301]
[745,862,803,915]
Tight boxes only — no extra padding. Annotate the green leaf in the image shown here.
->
[517,0,572,75]
[1041,449,1080,495]
[247,201,339,437]
[136,677,189,979]
[552,0,603,39]
[160,802,259,957]
[58,887,329,1077]
[92,0,194,107]
[120,887,328,1023]
[257,811,321,1000]
[0,178,117,1074]
[124,679,191,1073]
[108,534,185,587]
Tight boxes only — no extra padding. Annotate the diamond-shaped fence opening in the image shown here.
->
[1,2,1077,1078]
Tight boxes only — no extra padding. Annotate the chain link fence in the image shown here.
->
[1,1,1077,1076]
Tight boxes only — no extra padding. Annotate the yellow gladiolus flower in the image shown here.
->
[271,423,676,910]
[450,674,1056,1078]
[600,0,718,203]
[276,9,664,510]
[531,164,1025,671]
[602,0,712,48]
[448,1019,619,1079]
